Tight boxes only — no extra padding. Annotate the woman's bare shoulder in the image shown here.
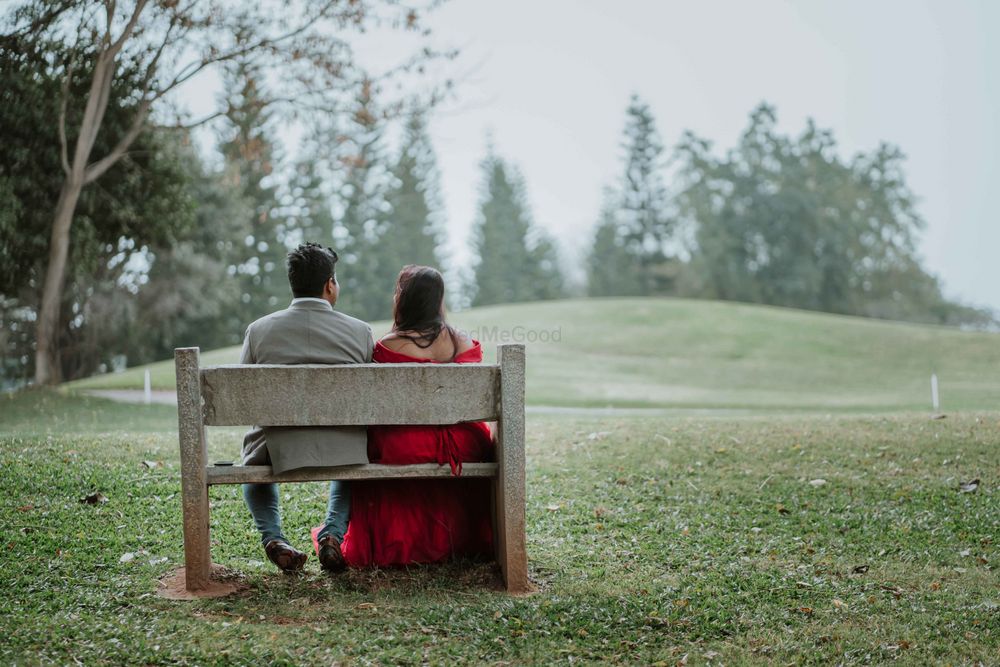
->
[453,328,474,355]
[379,333,410,353]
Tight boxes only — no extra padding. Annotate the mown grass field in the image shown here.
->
[67,298,1000,412]
[2,390,997,665]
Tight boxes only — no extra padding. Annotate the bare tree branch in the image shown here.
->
[108,0,149,57]
[0,0,78,41]
[76,52,117,159]
[103,0,116,47]
[83,98,152,183]
[154,0,342,99]
[57,57,76,176]
[141,9,180,86]
[159,108,229,130]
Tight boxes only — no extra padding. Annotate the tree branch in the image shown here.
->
[78,51,118,157]
[159,109,228,130]
[108,0,148,57]
[1,0,78,41]
[153,0,342,99]
[141,10,179,87]
[81,6,182,183]
[83,98,152,184]
[103,0,116,47]
[57,61,76,176]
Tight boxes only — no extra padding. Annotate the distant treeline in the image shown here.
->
[1,9,992,386]
[589,96,993,329]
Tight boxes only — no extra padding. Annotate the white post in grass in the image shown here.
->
[931,373,940,412]
[144,369,152,405]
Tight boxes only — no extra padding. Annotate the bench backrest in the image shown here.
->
[198,363,500,426]
[175,346,523,428]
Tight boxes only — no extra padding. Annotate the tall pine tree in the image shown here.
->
[331,81,393,321]
[380,109,443,282]
[588,191,641,296]
[587,94,677,296]
[471,150,564,306]
[527,232,565,300]
[218,60,287,318]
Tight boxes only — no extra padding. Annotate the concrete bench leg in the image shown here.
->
[496,345,529,592]
[176,348,211,591]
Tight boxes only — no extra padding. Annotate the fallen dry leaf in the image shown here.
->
[881,585,903,598]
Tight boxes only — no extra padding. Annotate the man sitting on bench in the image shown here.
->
[239,242,373,573]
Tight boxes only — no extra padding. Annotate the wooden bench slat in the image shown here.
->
[201,364,500,426]
[206,462,500,485]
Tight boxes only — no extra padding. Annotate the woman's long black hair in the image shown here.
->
[392,265,458,357]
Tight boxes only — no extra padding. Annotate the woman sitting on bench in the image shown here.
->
[316,265,495,566]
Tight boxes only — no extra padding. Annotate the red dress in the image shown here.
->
[324,339,495,567]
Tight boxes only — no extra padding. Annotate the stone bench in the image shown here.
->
[173,344,529,593]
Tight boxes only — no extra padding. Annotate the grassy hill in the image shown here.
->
[67,297,1000,412]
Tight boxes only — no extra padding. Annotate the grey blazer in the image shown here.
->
[239,299,374,474]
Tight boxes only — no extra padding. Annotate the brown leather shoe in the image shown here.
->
[317,534,346,572]
[264,539,307,572]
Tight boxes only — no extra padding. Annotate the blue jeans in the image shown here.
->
[242,481,350,546]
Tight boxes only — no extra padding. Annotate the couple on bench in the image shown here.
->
[240,243,494,573]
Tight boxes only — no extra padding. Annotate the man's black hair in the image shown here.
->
[286,243,339,298]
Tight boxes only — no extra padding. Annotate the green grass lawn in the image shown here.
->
[66,297,1000,412]
[2,390,997,665]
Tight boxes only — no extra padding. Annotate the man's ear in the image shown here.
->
[325,276,339,303]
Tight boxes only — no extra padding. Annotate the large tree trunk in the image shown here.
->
[34,177,83,385]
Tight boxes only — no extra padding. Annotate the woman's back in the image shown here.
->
[380,326,473,362]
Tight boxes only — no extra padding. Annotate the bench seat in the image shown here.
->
[207,462,500,485]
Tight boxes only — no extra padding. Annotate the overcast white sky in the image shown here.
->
[409,0,999,309]
[185,0,998,310]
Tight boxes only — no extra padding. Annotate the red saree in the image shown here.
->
[325,339,495,567]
